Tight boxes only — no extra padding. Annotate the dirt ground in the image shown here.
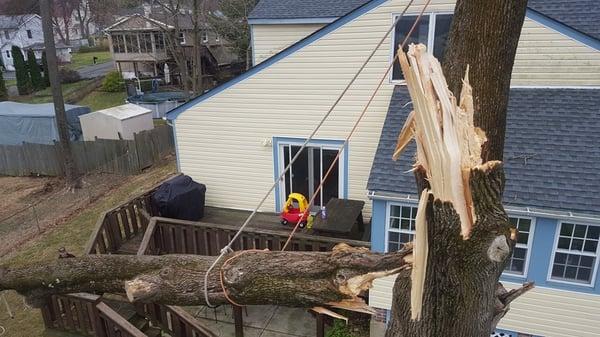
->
[0,170,154,258]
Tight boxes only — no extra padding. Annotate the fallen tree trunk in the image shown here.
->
[0,244,410,310]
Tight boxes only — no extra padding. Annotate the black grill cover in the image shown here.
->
[152,175,206,221]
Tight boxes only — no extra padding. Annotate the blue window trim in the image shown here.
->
[526,8,600,52]
[165,0,388,121]
[272,136,349,213]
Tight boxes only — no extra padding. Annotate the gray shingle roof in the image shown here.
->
[528,0,600,41]
[0,14,35,29]
[367,87,600,217]
[248,0,371,20]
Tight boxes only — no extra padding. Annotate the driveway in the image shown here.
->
[77,61,115,79]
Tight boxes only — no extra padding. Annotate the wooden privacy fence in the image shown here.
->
[0,125,174,176]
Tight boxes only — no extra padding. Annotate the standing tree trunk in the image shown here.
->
[442,0,528,163]
[386,1,528,337]
[41,0,81,189]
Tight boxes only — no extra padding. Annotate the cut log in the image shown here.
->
[0,244,411,310]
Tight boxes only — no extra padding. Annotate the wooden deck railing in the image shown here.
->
[136,303,218,337]
[85,185,161,255]
[41,293,146,337]
[137,216,370,256]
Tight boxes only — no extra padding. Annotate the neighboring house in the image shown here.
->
[164,0,600,336]
[104,12,238,83]
[53,0,98,47]
[0,14,45,71]
[29,42,72,64]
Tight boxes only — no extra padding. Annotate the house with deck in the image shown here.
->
[165,0,600,336]
[104,12,239,84]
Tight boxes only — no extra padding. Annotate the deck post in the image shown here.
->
[316,313,325,337]
[233,305,244,337]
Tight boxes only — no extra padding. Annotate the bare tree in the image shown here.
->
[74,0,92,41]
[0,2,533,336]
[52,0,79,45]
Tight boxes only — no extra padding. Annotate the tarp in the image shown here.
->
[152,175,206,221]
[0,102,91,145]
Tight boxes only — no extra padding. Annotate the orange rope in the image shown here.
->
[281,0,432,251]
[218,249,268,307]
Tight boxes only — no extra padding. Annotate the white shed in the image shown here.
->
[80,104,154,141]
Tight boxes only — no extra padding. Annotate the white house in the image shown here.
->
[0,14,45,71]
[165,0,600,336]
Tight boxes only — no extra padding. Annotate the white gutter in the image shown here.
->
[367,191,600,224]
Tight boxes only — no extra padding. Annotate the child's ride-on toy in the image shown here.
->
[281,193,310,228]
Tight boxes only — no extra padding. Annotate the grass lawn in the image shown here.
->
[11,80,94,104]
[67,51,112,70]
[76,90,127,111]
[4,78,16,87]
[0,161,176,337]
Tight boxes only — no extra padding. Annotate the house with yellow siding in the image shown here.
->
[166,1,600,336]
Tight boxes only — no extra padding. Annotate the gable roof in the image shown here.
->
[368,87,600,218]
[0,14,37,29]
[527,0,600,41]
[249,0,371,21]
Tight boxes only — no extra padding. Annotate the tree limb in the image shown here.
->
[0,244,411,310]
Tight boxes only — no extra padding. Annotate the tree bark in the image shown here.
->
[442,0,528,162]
[385,1,529,336]
[0,245,410,309]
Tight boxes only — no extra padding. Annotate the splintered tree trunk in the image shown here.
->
[386,1,529,336]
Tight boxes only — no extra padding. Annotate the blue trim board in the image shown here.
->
[526,9,600,52]
[272,137,349,213]
[372,200,600,295]
[165,0,388,121]
[370,199,387,253]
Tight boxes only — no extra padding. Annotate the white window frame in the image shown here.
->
[502,216,536,278]
[215,33,220,42]
[384,202,418,253]
[26,29,32,39]
[4,30,10,40]
[389,12,453,84]
[202,31,208,43]
[547,221,600,287]
[276,139,346,211]
[178,32,186,45]
[5,50,10,58]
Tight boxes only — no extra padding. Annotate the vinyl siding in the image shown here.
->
[175,0,600,212]
[176,0,456,216]
[250,5,600,86]
[252,23,326,65]
[513,18,600,86]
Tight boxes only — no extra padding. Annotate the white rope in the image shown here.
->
[202,0,418,307]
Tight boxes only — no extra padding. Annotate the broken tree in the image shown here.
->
[0,1,533,336]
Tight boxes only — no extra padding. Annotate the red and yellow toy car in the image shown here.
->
[280,193,310,228]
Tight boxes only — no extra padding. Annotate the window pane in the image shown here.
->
[517,232,529,245]
[587,226,600,240]
[389,232,399,243]
[567,254,580,266]
[519,219,531,232]
[577,268,592,282]
[580,255,595,268]
[565,266,578,279]
[561,223,574,236]
[552,265,565,278]
[390,206,400,217]
[411,207,418,218]
[571,239,584,251]
[401,206,411,218]
[513,247,526,259]
[392,15,430,80]
[390,218,400,229]
[388,241,401,252]
[400,233,411,244]
[433,14,453,61]
[555,252,567,264]
[400,218,410,230]
[584,240,598,253]
[574,225,587,238]
[511,259,524,273]
[558,237,571,249]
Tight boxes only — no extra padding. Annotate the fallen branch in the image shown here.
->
[0,244,411,311]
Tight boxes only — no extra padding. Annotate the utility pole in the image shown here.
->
[40,0,80,189]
